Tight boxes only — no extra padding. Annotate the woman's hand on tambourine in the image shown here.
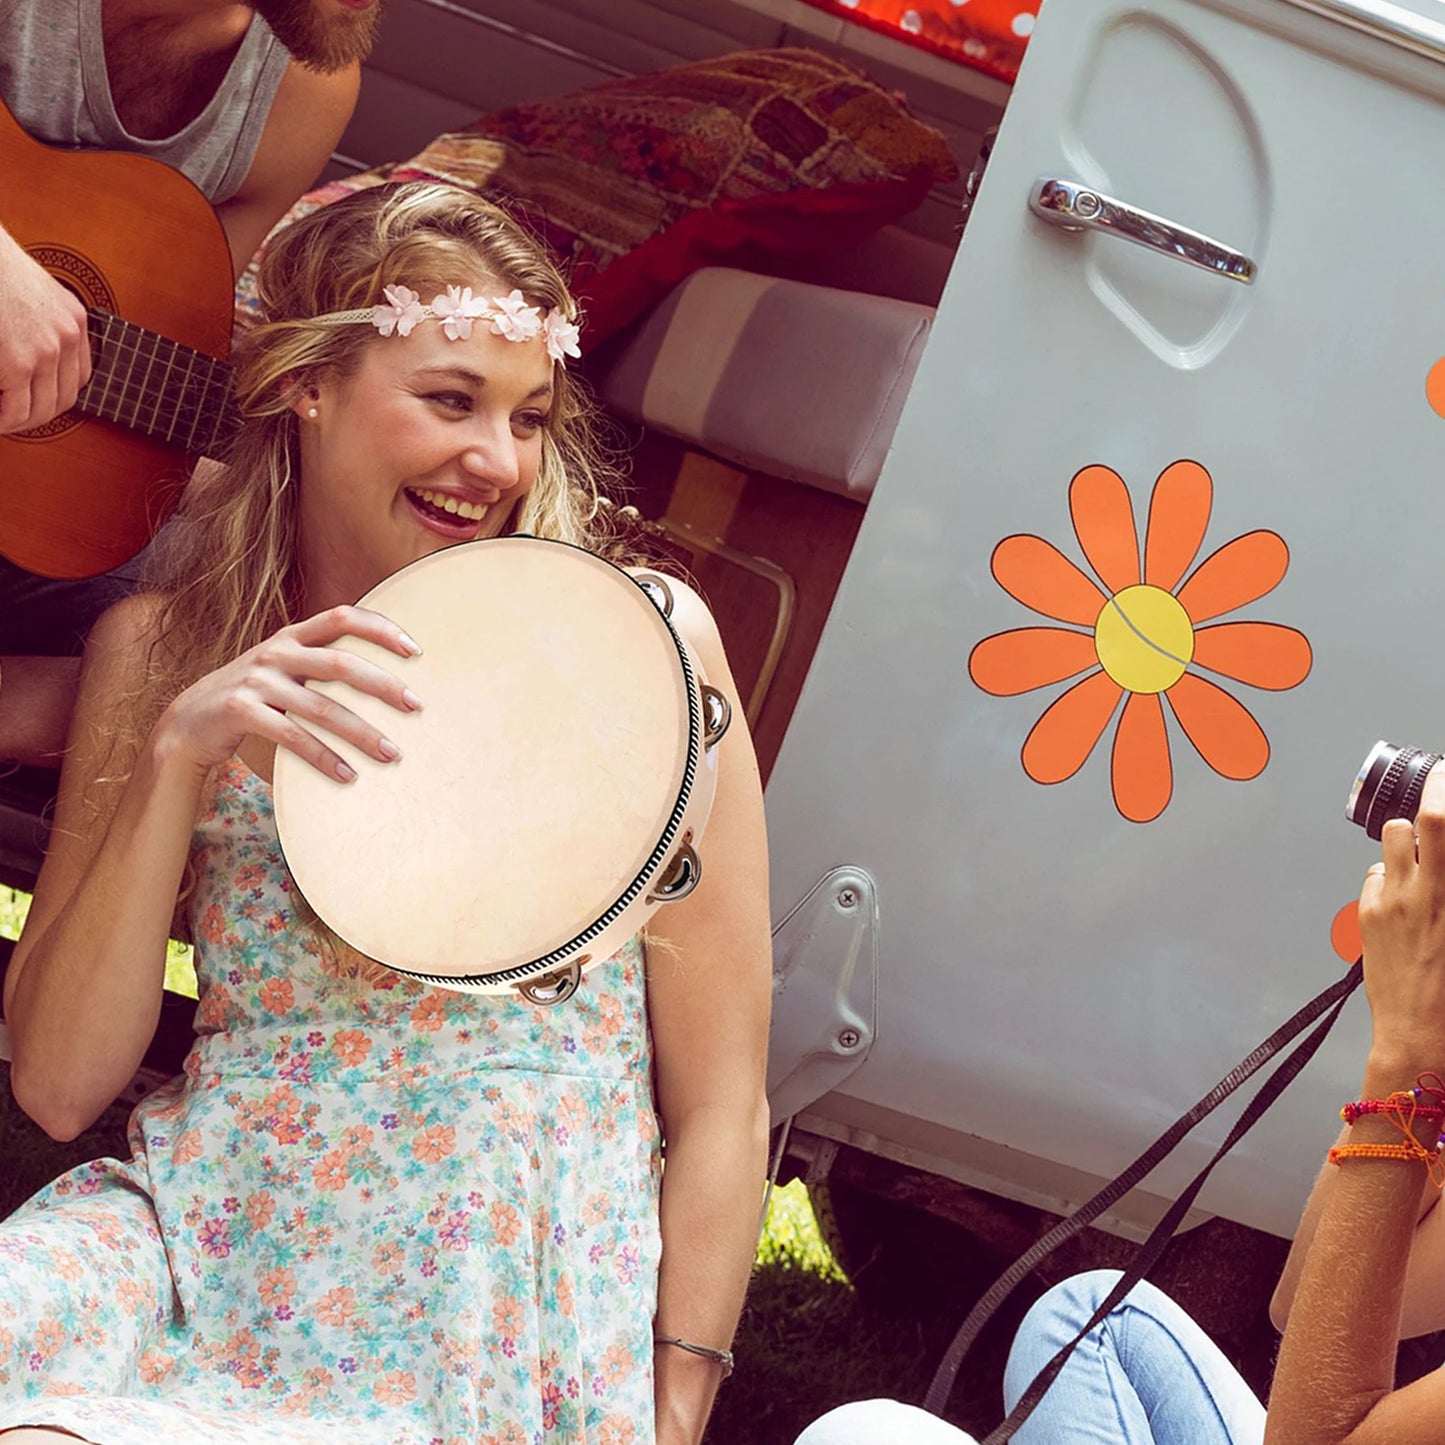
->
[1358,769,1445,1084]
[154,606,423,782]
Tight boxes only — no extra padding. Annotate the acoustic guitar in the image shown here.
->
[0,95,238,580]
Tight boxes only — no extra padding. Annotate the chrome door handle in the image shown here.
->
[1029,177,1257,285]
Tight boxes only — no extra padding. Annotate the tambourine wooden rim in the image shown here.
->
[272,535,723,1000]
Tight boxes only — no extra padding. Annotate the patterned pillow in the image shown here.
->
[236,48,957,348]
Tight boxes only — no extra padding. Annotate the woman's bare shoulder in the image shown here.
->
[88,590,167,653]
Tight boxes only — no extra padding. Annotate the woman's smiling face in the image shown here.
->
[294,303,555,607]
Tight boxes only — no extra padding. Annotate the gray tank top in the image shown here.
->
[0,0,289,203]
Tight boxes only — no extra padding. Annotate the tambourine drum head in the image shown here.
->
[273,537,693,982]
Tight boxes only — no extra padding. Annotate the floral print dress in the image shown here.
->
[0,759,661,1445]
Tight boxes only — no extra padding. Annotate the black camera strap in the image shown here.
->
[921,960,1364,1440]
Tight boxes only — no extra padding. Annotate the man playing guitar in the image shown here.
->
[0,0,385,763]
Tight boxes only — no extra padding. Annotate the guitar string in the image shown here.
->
[166,344,200,447]
[89,314,124,429]
[83,312,238,451]
[87,315,230,433]
[85,315,220,437]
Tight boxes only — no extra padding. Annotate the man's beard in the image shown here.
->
[253,0,385,72]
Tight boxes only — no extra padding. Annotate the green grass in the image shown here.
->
[758,1178,847,1280]
[0,885,27,943]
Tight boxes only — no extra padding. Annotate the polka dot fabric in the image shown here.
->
[798,0,1038,84]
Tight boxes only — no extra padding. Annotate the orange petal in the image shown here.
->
[1165,672,1269,779]
[1069,465,1139,594]
[1112,692,1172,823]
[1021,671,1122,783]
[1428,357,1445,419]
[1191,623,1312,690]
[1144,460,1212,592]
[969,628,1099,696]
[1175,531,1289,624]
[992,535,1108,627]
[1331,900,1362,964]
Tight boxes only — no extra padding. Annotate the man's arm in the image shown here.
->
[0,223,92,435]
[215,59,361,276]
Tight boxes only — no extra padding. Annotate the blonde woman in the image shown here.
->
[0,181,772,1445]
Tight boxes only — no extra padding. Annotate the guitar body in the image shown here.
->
[0,97,236,579]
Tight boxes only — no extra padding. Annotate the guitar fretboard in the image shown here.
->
[77,309,238,459]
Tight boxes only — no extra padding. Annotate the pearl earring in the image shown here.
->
[307,407,319,420]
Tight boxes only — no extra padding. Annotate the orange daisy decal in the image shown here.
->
[968,461,1313,823]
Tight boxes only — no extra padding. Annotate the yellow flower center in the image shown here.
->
[1094,584,1194,694]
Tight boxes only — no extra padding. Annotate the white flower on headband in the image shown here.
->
[372,285,425,338]
[484,290,544,343]
[543,312,582,364]
[337,286,578,366]
[431,285,489,342]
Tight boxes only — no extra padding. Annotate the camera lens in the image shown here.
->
[1347,741,1444,839]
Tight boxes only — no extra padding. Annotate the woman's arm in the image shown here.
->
[1270,1130,1445,1339]
[645,582,773,1445]
[1265,778,1445,1443]
[5,599,422,1140]
[4,595,204,1138]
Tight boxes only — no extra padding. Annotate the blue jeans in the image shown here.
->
[794,1271,1267,1445]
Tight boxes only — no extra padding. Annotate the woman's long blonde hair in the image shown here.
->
[99,183,639,960]
[143,180,628,713]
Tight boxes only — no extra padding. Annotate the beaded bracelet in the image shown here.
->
[1342,1089,1445,1126]
[654,1334,735,1380]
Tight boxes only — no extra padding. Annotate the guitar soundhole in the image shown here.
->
[15,245,117,442]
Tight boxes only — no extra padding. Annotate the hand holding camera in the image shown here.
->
[1349,743,1445,1088]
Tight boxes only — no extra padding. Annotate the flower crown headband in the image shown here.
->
[313,285,582,366]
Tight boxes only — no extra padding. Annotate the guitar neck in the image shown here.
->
[79,308,239,459]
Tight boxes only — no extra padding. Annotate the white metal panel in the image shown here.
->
[764,0,1445,1238]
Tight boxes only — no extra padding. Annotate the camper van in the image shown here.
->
[4,0,1445,1402]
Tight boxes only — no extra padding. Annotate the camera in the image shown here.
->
[1347,741,1445,840]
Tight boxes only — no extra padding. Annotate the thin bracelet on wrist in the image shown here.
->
[653,1333,735,1380]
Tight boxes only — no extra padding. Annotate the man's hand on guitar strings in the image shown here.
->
[0,229,92,435]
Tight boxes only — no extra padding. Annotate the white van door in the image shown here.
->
[764,0,1445,1240]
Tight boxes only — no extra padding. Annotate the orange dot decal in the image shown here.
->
[1331,900,1362,965]
[1428,357,1445,419]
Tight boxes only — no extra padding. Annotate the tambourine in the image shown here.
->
[273,535,731,1005]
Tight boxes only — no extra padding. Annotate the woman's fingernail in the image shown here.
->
[403,689,424,712]
[400,632,422,656]
[378,737,402,762]
[336,760,357,782]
